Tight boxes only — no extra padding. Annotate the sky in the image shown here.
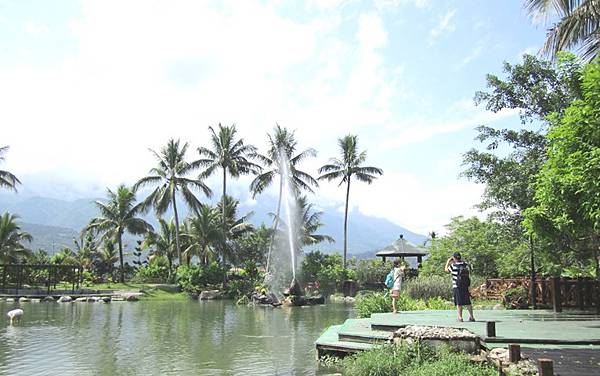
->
[0,0,549,234]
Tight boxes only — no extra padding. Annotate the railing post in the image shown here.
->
[538,358,554,376]
[486,321,496,337]
[552,276,562,313]
[508,344,521,363]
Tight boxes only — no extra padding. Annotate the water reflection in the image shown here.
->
[0,300,352,375]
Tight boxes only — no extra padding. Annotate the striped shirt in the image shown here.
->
[448,261,469,289]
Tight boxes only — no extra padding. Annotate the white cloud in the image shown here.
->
[459,44,484,67]
[379,103,519,150]
[24,22,49,34]
[429,9,456,42]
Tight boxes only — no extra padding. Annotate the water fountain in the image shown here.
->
[253,147,324,307]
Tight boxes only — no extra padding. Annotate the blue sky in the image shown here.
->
[0,0,548,234]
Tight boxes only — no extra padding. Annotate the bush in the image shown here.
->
[355,292,453,318]
[355,292,392,318]
[503,286,529,309]
[403,275,452,301]
[302,251,356,294]
[341,343,497,376]
[354,259,394,287]
[134,263,170,283]
[175,262,226,294]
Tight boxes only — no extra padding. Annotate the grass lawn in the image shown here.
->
[53,282,190,301]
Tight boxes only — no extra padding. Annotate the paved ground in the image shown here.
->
[370,310,600,345]
[522,348,600,376]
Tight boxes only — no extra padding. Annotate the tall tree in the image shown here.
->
[216,195,254,266]
[295,196,334,248]
[197,124,260,230]
[463,53,583,288]
[525,0,600,62]
[134,139,212,265]
[250,125,318,271]
[0,212,32,263]
[318,135,382,268]
[86,185,153,283]
[0,146,20,191]
[144,218,178,278]
[525,59,600,304]
[182,205,221,266]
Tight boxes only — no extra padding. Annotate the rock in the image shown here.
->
[6,298,15,302]
[343,297,355,304]
[57,296,73,303]
[199,290,222,300]
[111,296,125,301]
[86,297,99,302]
[395,325,481,354]
[30,298,41,303]
[43,296,55,302]
[75,297,88,302]
[125,294,139,302]
[18,297,30,302]
[101,297,111,303]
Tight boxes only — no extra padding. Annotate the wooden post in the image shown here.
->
[538,358,554,376]
[486,321,496,337]
[577,278,584,310]
[508,344,521,363]
[552,276,562,313]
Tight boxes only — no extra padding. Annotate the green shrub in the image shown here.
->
[341,343,496,376]
[354,259,394,287]
[134,263,169,283]
[355,292,453,318]
[302,251,356,293]
[355,292,392,318]
[175,262,226,294]
[404,275,452,301]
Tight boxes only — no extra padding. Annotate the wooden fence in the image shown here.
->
[479,277,599,312]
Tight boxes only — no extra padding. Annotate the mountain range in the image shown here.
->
[0,193,427,255]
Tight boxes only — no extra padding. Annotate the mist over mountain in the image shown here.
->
[0,189,427,255]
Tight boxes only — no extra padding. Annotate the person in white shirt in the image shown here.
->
[390,260,405,314]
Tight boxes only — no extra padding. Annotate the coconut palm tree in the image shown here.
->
[96,240,118,282]
[134,139,212,265]
[143,218,178,277]
[0,212,32,264]
[318,135,383,268]
[0,146,20,191]
[525,0,600,62]
[216,195,254,265]
[197,124,261,227]
[86,185,153,283]
[296,196,334,248]
[183,205,221,266]
[250,125,318,271]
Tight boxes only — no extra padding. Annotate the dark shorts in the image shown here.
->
[453,287,471,306]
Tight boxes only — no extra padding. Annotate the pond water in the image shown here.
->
[0,300,353,375]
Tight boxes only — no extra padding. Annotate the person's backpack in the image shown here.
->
[385,270,394,289]
[456,263,471,288]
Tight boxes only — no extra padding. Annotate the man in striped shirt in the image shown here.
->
[445,252,475,322]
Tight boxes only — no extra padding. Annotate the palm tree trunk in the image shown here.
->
[117,231,125,283]
[172,188,182,266]
[343,177,351,269]
[222,167,227,276]
[265,175,283,275]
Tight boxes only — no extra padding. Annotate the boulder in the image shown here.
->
[18,297,30,302]
[395,325,481,354]
[43,296,55,302]
[101,297,111,303]
[343,297,355,304]
[125,294,139,302]
[57,296,73,303]
[199,290,222,300]
[75,297,88,302]
[6,298,15,302]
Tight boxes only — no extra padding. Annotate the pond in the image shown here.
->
[0,300,353,375]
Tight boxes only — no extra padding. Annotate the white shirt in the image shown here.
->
[392,267,403,290]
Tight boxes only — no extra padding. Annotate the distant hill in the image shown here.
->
[19,222,78,253]
[0,194,427,256]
